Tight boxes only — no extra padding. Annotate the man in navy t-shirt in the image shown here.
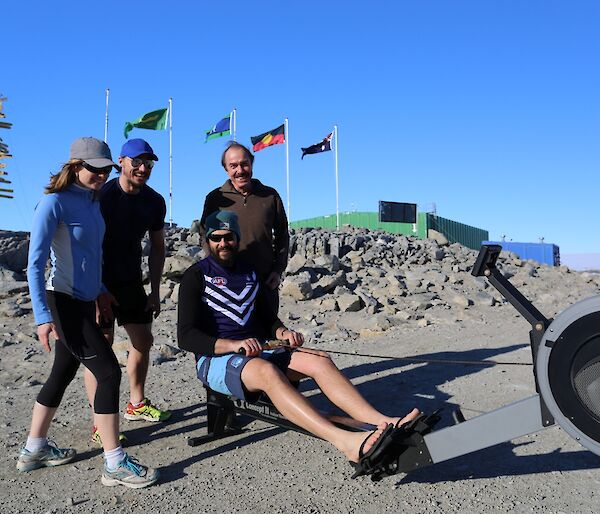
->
[85,139,170,445]
[177,211,420,476]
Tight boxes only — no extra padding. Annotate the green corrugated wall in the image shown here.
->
[290,211,419,235]
[290,212,488,250]
[426,214,489,250]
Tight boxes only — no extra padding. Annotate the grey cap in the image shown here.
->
[70,137,118,168]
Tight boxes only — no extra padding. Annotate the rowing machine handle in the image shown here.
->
[471,244,502,277]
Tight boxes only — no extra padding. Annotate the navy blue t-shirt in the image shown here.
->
[177,255,284,357]
[100,178,166,286]
[198,256,263,341]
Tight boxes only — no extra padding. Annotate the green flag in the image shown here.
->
[123,108,168,139]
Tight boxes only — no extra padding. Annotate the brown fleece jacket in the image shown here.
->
[200,178,289,279]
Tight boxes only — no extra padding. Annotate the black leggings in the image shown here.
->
[36,291,122,414]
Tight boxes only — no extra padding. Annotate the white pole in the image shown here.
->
[168,98,173,227]
[104,88,110,143]
[334,125,339,230]
[284,118,290,222]
[232,108,237,141]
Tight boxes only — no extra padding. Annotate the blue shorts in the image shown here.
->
[196,348,292,402]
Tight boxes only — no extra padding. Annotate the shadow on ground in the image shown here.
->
[304,343,527,425]
[144,343,600,482]
[395,440,600,484]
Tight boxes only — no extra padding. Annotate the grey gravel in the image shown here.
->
[0,226,599,513]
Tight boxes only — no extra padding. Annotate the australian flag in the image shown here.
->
[301,132,332,159]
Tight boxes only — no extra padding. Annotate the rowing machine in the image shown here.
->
[379,244,600,480]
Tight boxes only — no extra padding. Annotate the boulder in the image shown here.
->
[286,254,308,274]
[163,255,194,279]
[427,229,449,246]
[315,271,347,294]
[281,273,313,301]
[337,293,362,312]
[313,254,340,273]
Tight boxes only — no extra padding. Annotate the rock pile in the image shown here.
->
[0,231,29,301]
[282,227,600,323]
[1,226,599,337]
[0,230,29,273]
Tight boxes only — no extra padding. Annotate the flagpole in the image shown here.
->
[232,108,237,141]
[104,88,110,143]
[334,125,339,230]
[284,117,290,223]
[168,97,173,227]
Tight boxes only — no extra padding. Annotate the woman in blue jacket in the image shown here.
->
[18,137,158,489]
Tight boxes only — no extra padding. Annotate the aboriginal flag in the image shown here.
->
[301,132,332,159]
[251,124,285,152]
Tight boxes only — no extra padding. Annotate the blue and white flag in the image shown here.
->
[205,114,232,142]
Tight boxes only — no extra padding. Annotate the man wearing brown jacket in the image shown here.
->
[200,142,289,311]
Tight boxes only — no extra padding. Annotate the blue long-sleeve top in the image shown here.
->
[27,184,106,325]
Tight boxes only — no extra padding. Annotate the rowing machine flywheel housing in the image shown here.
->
[537,295,600,456]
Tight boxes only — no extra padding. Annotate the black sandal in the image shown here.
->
[350,424,396,479]
[393,409,442,433]
[365,410,443,482]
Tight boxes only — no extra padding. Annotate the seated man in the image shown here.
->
[177,210,420,477]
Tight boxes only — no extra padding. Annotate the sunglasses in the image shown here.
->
[83,163,113,175]
[129,157,155,170]
[208,233,236,243]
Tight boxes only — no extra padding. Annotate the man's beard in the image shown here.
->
[209,246,237,267]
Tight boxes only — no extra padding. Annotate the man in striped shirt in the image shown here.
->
[177,210,420,475]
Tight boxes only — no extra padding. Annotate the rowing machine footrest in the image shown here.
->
[370,410,442,481]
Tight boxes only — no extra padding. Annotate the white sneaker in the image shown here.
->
[17,441,76,472]
[101,454,159,489]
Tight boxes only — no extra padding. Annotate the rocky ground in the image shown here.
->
[1,227,599,513]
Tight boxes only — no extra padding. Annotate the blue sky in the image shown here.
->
[2,1,599,257]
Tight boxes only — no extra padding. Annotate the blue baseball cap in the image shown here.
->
[120,139,159,161]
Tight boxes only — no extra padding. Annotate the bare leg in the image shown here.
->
[287,350,419,426]
[25,402,126,451]
[123,323,153,404]
[28,402,57,438]
[241,359,390,462]
[95,413,120,451]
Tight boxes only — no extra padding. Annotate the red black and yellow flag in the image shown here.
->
[250,124,285,152]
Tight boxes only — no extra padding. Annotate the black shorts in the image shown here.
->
[100,282,153,328]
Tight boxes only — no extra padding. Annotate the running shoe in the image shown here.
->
[101,454,159,489]
[124,398,171,422]
[91,426,128,446]
[16,440,76,472]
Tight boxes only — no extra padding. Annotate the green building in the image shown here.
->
[290,211,488,251]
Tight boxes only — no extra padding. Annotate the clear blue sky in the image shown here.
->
[2,1,599,255]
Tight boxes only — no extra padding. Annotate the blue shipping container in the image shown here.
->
[482,241,560,266]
